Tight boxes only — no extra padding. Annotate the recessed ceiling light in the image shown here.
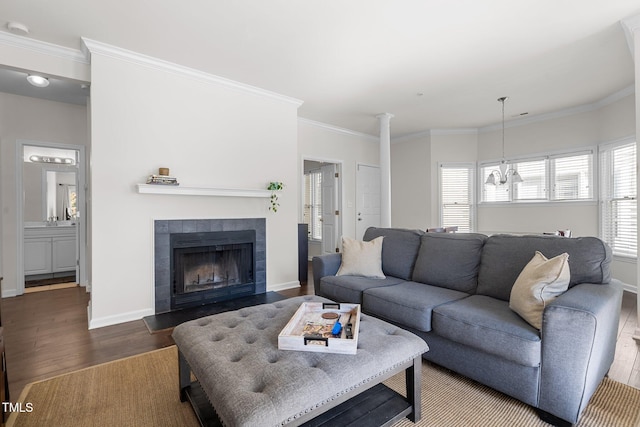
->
[7,21,29,35]
[27,75,50,88]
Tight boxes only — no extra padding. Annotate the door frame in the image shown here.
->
[16,139,87,296]
[356,162,381,240]
[300,156,343,253]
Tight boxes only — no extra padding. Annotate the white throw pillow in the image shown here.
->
[509,251,570,330]
[336,236,385,279]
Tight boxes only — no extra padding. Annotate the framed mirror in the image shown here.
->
[22,145,78,223]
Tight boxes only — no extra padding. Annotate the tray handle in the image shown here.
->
[304,335,329,347]
[322,303,341,310]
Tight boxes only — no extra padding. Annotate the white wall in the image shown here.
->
[430,131,479,226]
[22,162,43,222]
[390,131,478,230]
[0,92,88,297]
[297,121,379,242]
[391,134,431,229]
[87,47,301,328]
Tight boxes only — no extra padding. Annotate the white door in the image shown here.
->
[321,164,339,254]
[356,164,381,239]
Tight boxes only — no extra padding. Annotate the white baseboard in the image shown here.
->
[88,307,155,330]
[1,289,18,298]
[622,282,637,294]
[268,281,300,292]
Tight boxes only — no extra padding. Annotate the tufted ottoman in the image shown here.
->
[172,295,428,427]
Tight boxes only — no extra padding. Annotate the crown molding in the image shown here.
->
[478,84,635,133]
[621,14,640,59]
[302,84,634,142]
[0,31,88,64]
[81,38,303,107]
[391,128,477,144]
[301,82,633,144]
[430,128,479,136]
[391,129,432,144]
[298,117,378,141]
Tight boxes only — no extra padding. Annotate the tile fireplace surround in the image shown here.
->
[154,218,266,314]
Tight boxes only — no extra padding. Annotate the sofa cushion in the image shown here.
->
[319,275,404,304]
[432,295,541,367]
[477,234,611,301]
[509,251,570,330]
[336,236,385,278]
[363,281,469,332]
[412,233,487,293]
[363,227,424,280]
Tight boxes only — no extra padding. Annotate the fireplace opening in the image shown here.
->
[170,230,256,310]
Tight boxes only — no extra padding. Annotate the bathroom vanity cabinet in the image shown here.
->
[24,225,77,277]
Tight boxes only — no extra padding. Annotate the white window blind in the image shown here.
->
[600,141,636,258]
[481,149,594,203]
[303,171,323,240]
[440,164,474,232]
[551,152,593,200]
[513,159,547,201]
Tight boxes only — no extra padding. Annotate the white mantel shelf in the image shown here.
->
[137,184,271,198]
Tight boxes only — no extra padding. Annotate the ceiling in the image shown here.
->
[0,1,638,137]
[0,67,88,105]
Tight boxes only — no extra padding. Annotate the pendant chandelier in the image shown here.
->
[485,97,523,186]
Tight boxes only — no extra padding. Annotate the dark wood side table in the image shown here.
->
[298,224,308,284]
[0,276,7,425]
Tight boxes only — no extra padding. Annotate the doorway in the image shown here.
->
[356,163,381,240]
[17,140,87,295]
[302,159,343,259]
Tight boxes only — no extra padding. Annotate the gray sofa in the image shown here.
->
[312,227,624,426]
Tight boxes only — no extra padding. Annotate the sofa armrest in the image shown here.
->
[538,279,623,424]
[311,254,342,295]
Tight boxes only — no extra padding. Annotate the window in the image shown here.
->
[600,141,636,258]
[551,152,593,200]
[439,163,475,232]
[303,170,322,240]
[513,159,547,201]
[480,149,594,203]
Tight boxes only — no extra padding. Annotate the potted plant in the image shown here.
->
[267,181,284,212]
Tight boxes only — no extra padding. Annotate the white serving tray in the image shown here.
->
[278,302,361,354]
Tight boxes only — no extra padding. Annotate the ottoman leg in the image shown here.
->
[405,355,422,422]
[178,349,191,402]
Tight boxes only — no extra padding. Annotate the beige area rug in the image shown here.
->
[8,346,640,427]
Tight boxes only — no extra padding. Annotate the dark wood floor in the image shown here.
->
[1,268,638,402]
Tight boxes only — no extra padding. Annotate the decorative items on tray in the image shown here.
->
[147,167,179,185]
[278,302,361,354]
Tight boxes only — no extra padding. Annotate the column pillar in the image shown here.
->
[377,113,394,228]
[622,15,640,341]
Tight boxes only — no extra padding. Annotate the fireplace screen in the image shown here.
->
[170,230,257,310]
[176,244,253,294]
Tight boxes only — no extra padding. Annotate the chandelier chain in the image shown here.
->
[498,96,508,161]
